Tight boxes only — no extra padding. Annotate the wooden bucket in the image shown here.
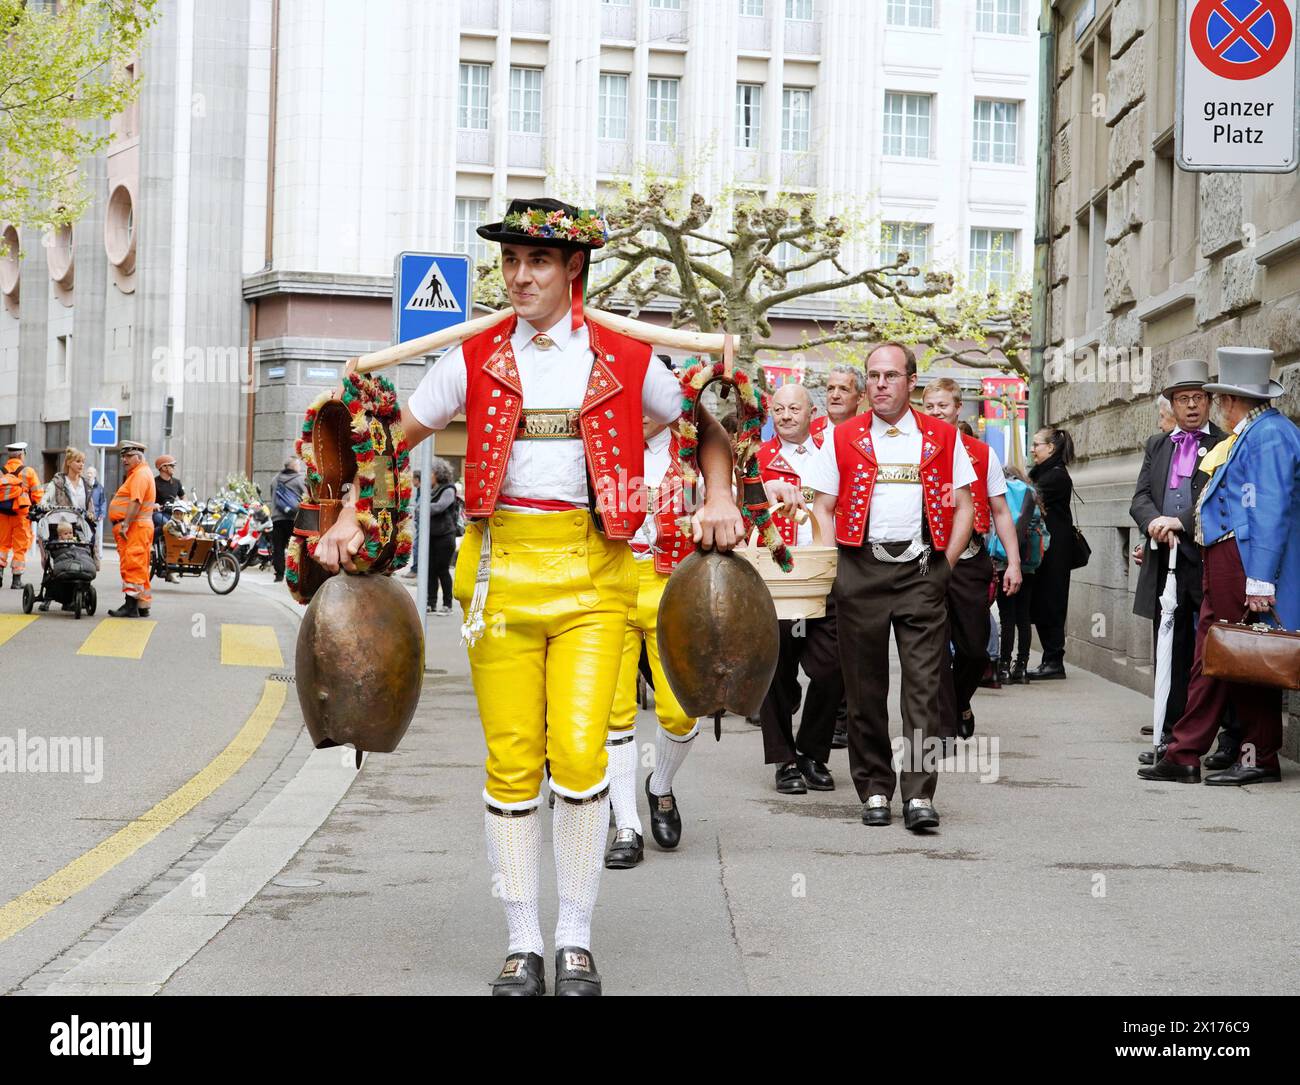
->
[739,514,837,620]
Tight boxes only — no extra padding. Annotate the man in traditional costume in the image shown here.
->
[313,198,744,995]
[805,343,974,832]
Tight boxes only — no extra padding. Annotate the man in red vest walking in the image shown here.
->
[313,198,743,996]
[922,378,1023,737]
[805,343,975,831]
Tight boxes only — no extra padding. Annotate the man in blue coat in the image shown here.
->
[1140,347,1300,786]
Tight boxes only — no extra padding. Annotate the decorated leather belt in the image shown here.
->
[876,463,921,484]
[870,538,932,575]
[286,373,413,605]
[959,537,984,561]
[515,408,580,440]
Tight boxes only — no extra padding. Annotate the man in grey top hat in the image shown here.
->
[1129,359,1231,762]
[1140,347,1300,786]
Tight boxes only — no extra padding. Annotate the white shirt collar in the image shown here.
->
[646,428,671,454]
[780,433,814,454]
[871,409,917,436]
[1233,415,1250,435]
[1172,422,1210,437]
[516,314,575,351]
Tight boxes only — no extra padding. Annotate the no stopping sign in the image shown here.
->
[1177,0,1299,171]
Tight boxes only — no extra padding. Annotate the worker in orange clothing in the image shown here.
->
[108,441,157,617]
[0,441,44,589]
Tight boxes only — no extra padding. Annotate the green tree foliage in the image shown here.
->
[1,0,160,234]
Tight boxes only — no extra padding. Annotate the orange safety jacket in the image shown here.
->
[0,458,43,511]
[109,462,157,528]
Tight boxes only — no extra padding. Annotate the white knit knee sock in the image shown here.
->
[648,723,697,797]
[605,734,642,834]
[553,792,609,950]
[484,807,544,956]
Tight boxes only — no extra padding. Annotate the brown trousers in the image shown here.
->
[834,543,951,803]
[759,598,844,765]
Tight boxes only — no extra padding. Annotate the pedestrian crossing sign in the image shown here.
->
[89,408,118,448]
[393,252,473,345]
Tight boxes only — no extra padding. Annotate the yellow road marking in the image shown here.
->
[0,679,288,945]
[77,617,157,660]
[0,614,38,646]
[221,623,284,668]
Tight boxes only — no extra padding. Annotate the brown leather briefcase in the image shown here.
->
[1203,610,1300,691]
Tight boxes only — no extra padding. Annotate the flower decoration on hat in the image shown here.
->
[502,207,608,249]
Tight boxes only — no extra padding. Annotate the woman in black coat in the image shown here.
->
[1028,427,1076,679]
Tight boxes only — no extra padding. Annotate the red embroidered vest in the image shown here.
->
[651,432,697,574]
[809,414,830,441]
[756,430,824,546]
[960,432,991,535]
[831,408,960,550]
[461,313,652,540]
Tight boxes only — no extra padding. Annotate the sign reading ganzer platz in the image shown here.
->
[1177,0,1300,171]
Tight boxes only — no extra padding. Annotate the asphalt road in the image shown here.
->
[4,554,1299,996]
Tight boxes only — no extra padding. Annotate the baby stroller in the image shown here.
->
[23,507,98,618]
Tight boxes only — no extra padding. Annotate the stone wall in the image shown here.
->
[1046,0,1300,758]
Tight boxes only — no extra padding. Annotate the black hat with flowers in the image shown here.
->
[477,197,608,251]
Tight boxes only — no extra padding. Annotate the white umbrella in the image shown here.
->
[1152,539,1179,747]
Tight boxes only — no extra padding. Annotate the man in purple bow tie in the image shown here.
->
[1129,359,1231,760]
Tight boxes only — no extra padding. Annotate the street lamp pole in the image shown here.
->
[1029,0,1056,438]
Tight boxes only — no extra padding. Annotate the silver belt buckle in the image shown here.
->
[959,538,980,561]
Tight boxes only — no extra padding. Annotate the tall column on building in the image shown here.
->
[683,0,736,200]
[821,0,875,269]
[549,2,601,201]
[405,0,458,249]
[491,0,513,215]
[630,0,649,172]
[764,5,785,200]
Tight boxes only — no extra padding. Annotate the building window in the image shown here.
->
[0,426,13,449]
[785,0,813,18]
[735,83,763,148]
[886,0,934,28]
[739,0,765,14]
[878,221,932,285]
[969,228,1017,292]
[46,421,69,451]
[649,0,681,7]
[647,77,679,143]
[454,198,490,267]
[772,241,807,286]
[598,73,629,140]
[54,335,70,385]
[883,92,932,158]
[976,0,1022,34]
[972,99,1019,164]
[509,67,542,134]
[781,87,811,151]
[458,63,490,130]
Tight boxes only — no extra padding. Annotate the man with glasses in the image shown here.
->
[108,441,157,618]
[804,342,975,831]
[1129,360,1230,762]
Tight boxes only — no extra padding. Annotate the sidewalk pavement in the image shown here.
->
[41,585,1300,996]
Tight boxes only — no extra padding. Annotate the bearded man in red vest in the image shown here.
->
[313,198,744,996]
[921,378,1023,738]
[805,343,975,832]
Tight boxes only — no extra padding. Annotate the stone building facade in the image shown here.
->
[1045,0,1300,753]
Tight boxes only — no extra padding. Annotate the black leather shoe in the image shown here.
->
[1137,744,1169,766]
[1204,763,1282,786]
[830,725,848,750]
[903,798,940,831]
[645,775,681,849]
[489,952,545,996]
[996,663,1010,686]
[1203,733,1241,771]
[554,946,601,996]
[957,708,975,739]
[775,761,807,795]
[796,753,835,791]
[1029,662,1066,680]
[1139,724,1154,736]
[1009,661,1029,684]
[861,795,890,826]
[604,828,644,869]
[1137,757,1201,783]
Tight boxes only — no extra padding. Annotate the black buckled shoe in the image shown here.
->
[645,775,681,850]
[903,798,940,832]
[775,761,807,795]
[1137,756,1201,783]
[796,753,835,791]
[604,828,644,869]
[1203,734,1241,771]
[1009,661,1029,684]
[861,795,890,826]
[489,952,545,997]
[554,946,601,996]
[1203,763,1282,786]
[957,708,976,739]
[1028,662,1066,680]
[1137,743,1169,766]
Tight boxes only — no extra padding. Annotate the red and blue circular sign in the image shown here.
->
[1191,0,1294,80]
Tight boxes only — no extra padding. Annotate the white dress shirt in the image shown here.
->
[631,427,673,557]
[778,438,816,546]
[803,410,975,542]
[408,315,683,512]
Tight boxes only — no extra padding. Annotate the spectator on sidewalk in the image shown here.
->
[40,447,94,566]
[84,464,107,559]
[1140,347,1300,786]
[425,458,460,614]
[1128,359,1230,762]
[404,470,422,577]
[270,456,305,583]
[1028,427,1077,680]
[993,465,1042,685]
[152,455,185,583]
